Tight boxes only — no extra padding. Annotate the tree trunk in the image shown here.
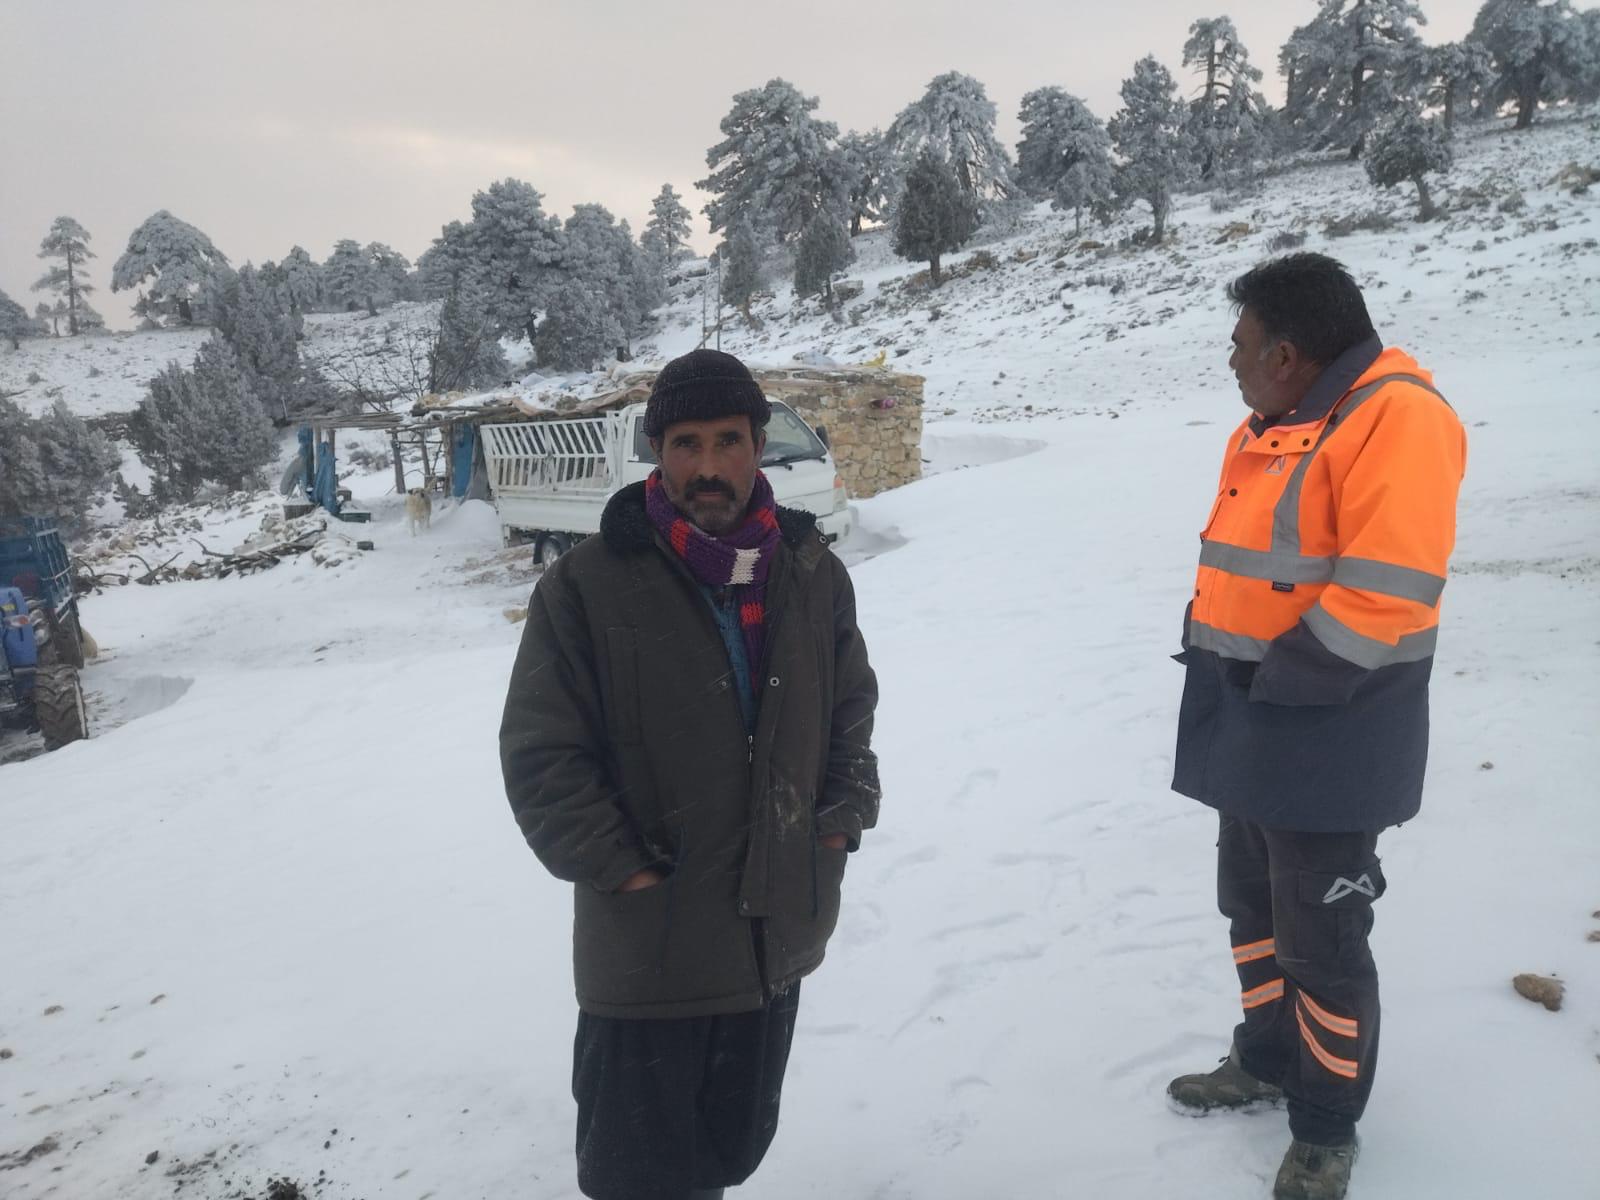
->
[850,213,862,237]
[1074,205,1083,237]
[1515,87,1537,129]
[1206,47,1219,109]
[177,295,194,325]
[1444,88,1456,135]
[1348,133,1365,162]
[1414,175,1436,221]
[929,254,942,287]
[1151,191,1169,243]
[66,253,79,336]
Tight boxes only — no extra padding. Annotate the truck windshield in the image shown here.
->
[761,404,827,466]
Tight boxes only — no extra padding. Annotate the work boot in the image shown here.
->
[1273,1138,1358,1199]
[1166,1046,1283,1113]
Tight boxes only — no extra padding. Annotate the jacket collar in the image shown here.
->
[600,479,819,556]
[1249,334,1383,435]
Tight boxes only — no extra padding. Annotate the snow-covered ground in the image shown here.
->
[4,112,1599,1198]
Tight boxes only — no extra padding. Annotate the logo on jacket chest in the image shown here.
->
[1264,454,1287,476]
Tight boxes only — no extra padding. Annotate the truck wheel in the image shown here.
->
[35,665,88,750]
[536,533,570,569]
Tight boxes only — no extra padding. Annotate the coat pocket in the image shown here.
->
[573,877,673,1005]
[603,626,641,744]
[811,843,849,944]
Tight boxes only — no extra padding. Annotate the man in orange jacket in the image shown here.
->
[1166,254,1466,1200]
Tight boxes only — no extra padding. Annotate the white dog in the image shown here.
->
[405,487,432,536]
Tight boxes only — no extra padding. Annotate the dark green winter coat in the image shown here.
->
[500,481,880,1019]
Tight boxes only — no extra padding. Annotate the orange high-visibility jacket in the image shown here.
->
[1173,338,1467,831]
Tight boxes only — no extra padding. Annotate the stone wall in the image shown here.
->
[753,367,924,499]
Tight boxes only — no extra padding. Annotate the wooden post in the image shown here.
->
[391,431,406,494]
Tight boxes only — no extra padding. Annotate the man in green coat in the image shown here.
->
[500,348,880,1200]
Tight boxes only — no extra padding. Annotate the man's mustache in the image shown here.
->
[685,478,735,500]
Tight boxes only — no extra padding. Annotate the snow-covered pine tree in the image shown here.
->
[429,286,509,393]
[323,239,377,314]
[467,178,565,341]
[1017,88,1081,198]
[1182,17,1268,180]
[887,72,1018,211]
[0,288,32,349]
[130,338,278,501]
[837,130,891,236]
[561,204,655,358]
[210,264,308,421]
[645,185,695,262]
[720,219,764,323]
[365,243,413,308]
[277,246,324,312]
[1403,40,1497,132]
[111,210,231,326]
[0,395,120,527]
[793,209,853,303]
[1013,89,1117,232]
[1365,107,1453,218]
[32,217,97,335]
[1108,57,1197,244]
[1279,0,1426,159]
[1471,0,1593,129]
[415,221,481,301]
[891,149,980,286]
[534,280,623,372]
[699,79,843,248]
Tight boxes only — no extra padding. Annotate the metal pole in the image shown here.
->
[715,253,723,352]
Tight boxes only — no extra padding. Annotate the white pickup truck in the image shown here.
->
[480,400,854,565]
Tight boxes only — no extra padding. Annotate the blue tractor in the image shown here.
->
[1,516,89,751]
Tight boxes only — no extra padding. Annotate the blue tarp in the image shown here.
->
[450,424,477,498]
[313,439,339,514]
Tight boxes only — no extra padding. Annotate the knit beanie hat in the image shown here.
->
[643,348,771,439]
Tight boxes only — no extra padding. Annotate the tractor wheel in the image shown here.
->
[50,608,87,670]
[35,665,88,751]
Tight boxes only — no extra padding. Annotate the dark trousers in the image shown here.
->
[1218,814,1386,1146]
[572,984,801,1200]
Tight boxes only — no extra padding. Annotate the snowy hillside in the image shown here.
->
[2,111,1598,1200]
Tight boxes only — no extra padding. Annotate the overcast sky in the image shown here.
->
[1,0,1485,329]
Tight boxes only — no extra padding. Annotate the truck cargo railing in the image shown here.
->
[479,414,629,496]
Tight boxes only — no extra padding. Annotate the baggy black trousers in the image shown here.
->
[1218,814,1387,1146]
[572,983,801,1200]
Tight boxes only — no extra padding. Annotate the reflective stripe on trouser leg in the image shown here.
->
[1216,815,1292,1086]
[1261,825,1384,1147]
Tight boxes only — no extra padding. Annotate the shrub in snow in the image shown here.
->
[0,394,120,528]
[1366,109,1454,220]
[0,288,33,349]
[892,150,979,287]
